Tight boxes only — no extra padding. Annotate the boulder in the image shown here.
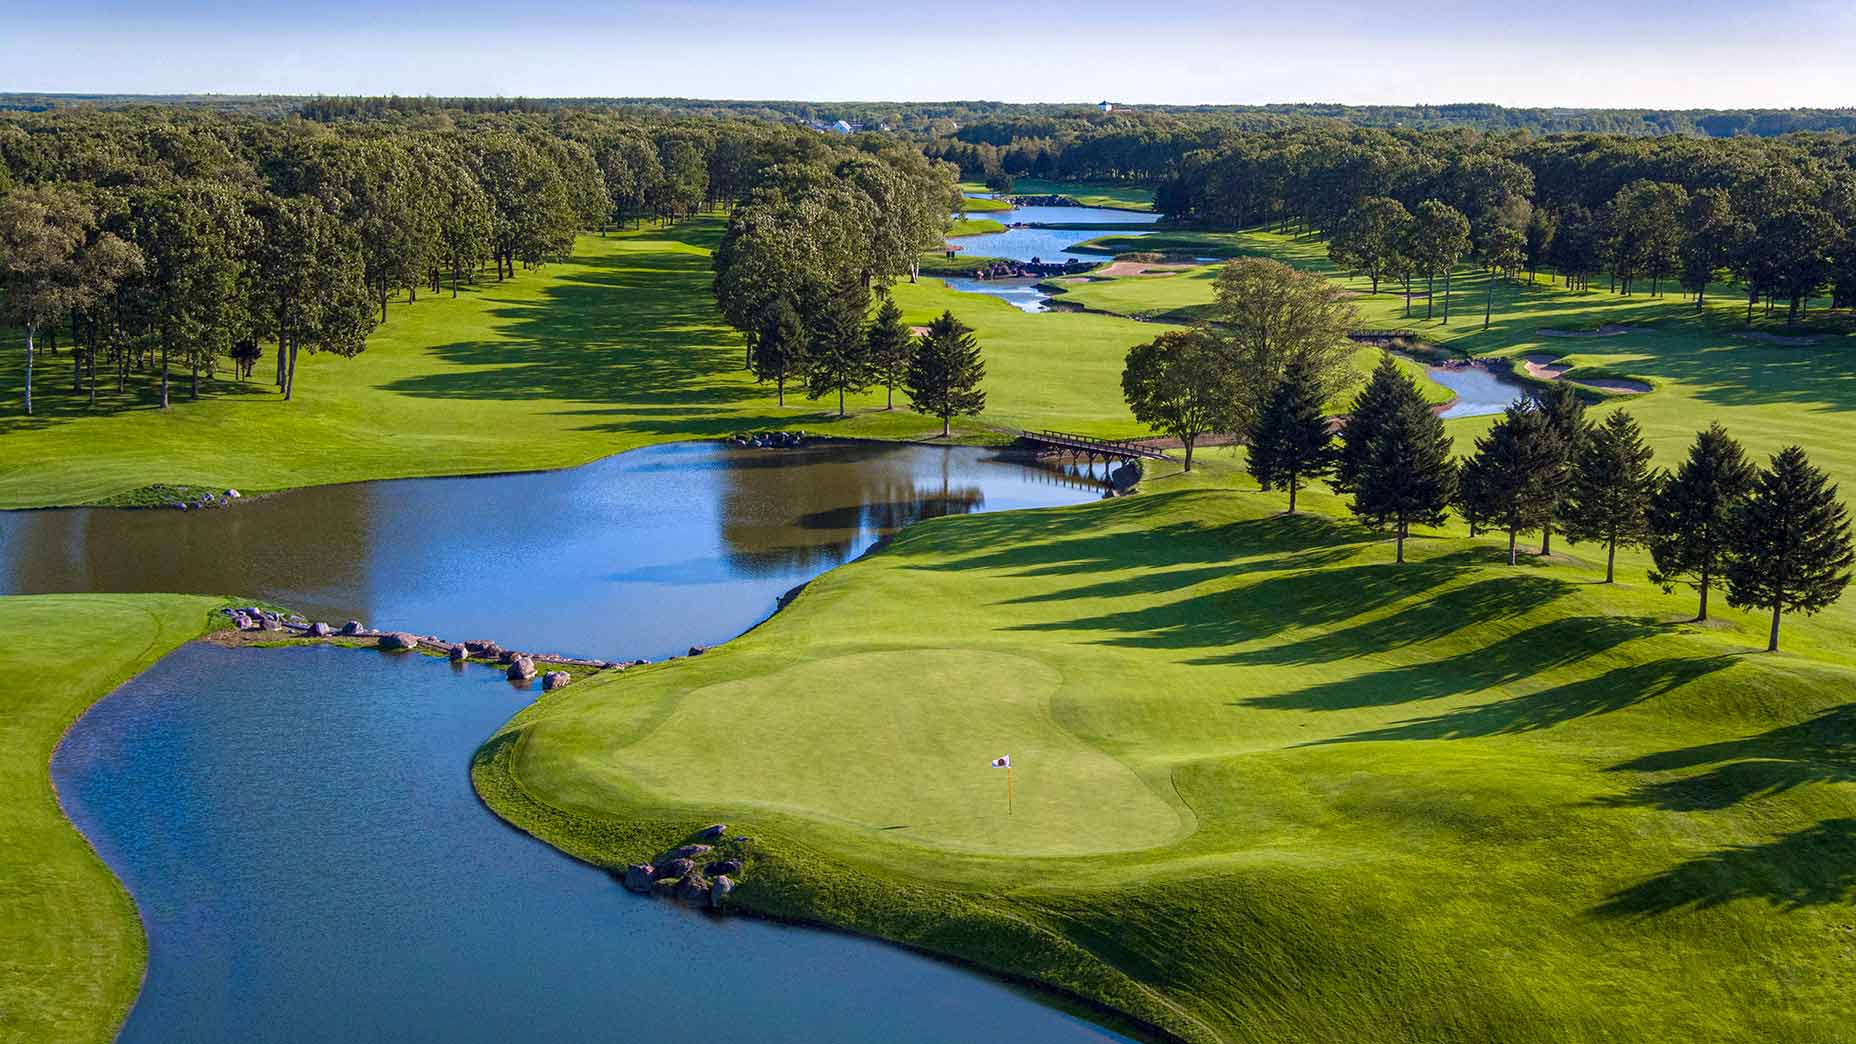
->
[447,644,469,662]
[224,489,241,499]
[233,613,260,632]
[541,671,571,692]
[307,622,332,637]
[708,875,735,910]
[687,645,707,657]
[655,857,696,878]
[378,632,419,651]
[497,649,519,665]
[662,844,712,862]
[341,620,364,635]
[621,863,656,893]
[696,823,727,840]
[704,859,742,877]
[464,639,503,659]
[506,656,537,681]
[260,617,283,631]
[674,872,712,905]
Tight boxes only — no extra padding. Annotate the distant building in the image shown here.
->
[831,119,854,134]
[1098,101,1113,113]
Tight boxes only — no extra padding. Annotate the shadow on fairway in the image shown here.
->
[1600,701,1856,812]
[1593,817,1856,917]
[1308,651,1730,737]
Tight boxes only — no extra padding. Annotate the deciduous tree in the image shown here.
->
[1120,327,1234,472]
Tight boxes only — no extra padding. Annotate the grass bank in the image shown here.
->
[0,594,227,1044]
[963,179,1156,212]
[479,458,1856,1043]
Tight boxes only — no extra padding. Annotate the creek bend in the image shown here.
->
[30,441,1134,1044]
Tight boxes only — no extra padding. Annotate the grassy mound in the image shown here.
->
[480,463,1856,1043]
[0,593,226,1043]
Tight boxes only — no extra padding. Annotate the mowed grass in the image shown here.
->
[0,219,1178,508]
[0,593,225,1044]
[963,178,1157,212]
[481,460,1856,1044]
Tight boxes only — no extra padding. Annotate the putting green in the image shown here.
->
[533,648,1183,854]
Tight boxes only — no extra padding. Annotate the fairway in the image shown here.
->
[0,593,225,1044]
[485,462,1856,1043]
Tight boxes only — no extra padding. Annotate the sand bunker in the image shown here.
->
[1098,260,1194,277]
[1521,353,1649,394]
[1537,324,1635,338]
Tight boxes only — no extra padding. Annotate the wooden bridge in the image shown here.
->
[1019,429,1172,463]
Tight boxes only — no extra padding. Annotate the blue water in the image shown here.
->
[1421,360,1533,419]
[946,197,1161,312]
[40,442,1133,1044]
[53,643,1130,1044]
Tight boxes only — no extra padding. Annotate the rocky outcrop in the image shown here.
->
[655,857,696,878]
[674,872,712,905]
[464,639,502,660]
[506,656,536,681]
[378,632,420,651]
[448,643,469,662]
[541,671,571,692]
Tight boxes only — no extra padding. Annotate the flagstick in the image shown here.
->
[1007,765,1013,816]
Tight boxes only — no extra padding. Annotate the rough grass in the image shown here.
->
[947,218,1008,236]
[0,594,225,1044]
[481,459,1856,1044]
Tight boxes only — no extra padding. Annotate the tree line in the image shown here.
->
[1123,257,1854,651]
[0,106,957,416]
[1156,124,1856,323]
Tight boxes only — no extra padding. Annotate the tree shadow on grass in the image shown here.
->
[1599,702,1856,812]
[1592,818,1856,918]
[1306,652,1731,738]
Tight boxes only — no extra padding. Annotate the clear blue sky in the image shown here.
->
[13,0,1856,108]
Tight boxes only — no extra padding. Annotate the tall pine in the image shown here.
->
[752,294,806,407]
[1725,446,1854,652]
[804,273,873,418]
[1563,410,1656,582]
[866,296,914,410]
[906,310,986,437]
[1348,365,1455,563]
[1334,353,1404,494]
[1457,401,1565,565]
[1647,422,1755,621]
[1247,354,1335,513]
[1536,382,1587,555]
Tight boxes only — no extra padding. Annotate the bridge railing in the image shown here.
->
[1022,429,1170,460]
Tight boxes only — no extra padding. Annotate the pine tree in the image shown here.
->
[1647,423,1756,621]
[866,296,914,410]
[752,294,806,407]
[1334,353,1404,494]
[1349,366,1455,563]
[1536,381,1587,555]
[803,274,873,418]
[905,310,986,437]
[1562,410,1656,582]
[1246,354,1335,512]
[1725,446,1854,652]
[1457,401,1566,565]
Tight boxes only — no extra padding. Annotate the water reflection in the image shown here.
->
[2,441,1101,659]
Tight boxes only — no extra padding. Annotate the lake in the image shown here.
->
[34,441,1135,1043]
[946,195,1161,313]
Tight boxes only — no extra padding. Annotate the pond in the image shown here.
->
[31,441,1135,1043]
[1412,358,1535,419]
[946,195,1162,313]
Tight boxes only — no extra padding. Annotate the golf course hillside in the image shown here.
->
[478,461,1856,1044]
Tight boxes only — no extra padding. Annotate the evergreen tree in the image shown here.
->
[804,274,873,418]
[1648,423,1757,621]
[1537,382,1587,555]
[1349,367,1455,563]
[1562,410,1656,581]
[1333,353,1403,494]
[866,296,914,410]
[1246,354,1335,512]
[1457,401,1565,565]
[1726,446,1854,652]
[905,310,986,437]
[751,294,806,407]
